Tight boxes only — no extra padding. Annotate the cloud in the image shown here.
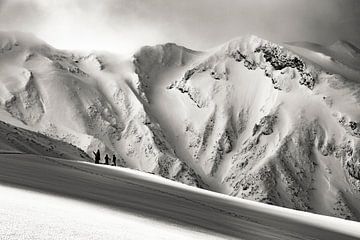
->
[0,0,359,55]
[0,0,168,55]
[0,0,45,31]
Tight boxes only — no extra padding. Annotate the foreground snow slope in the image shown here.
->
[0,154,359,240]
[1,31,360,220]
[0,185,232,240]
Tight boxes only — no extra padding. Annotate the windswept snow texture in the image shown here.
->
[1,31,360,220]
[0,184,232,240]
[0,154,360,240]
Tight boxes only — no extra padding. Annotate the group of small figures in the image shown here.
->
[92,149,117,166]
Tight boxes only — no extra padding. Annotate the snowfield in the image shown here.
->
[0,185,232,240]
[0,153,360,240]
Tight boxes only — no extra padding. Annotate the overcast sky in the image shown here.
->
[0,0,359,55]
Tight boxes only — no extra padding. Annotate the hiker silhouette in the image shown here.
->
[104,154,110,165]
[112,155,116,166]
[93,149,100,164]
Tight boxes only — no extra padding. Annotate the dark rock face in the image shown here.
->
[243,59,257,70]
[255,44,305,72]
[347,158,360,180]
[183,68,196,81]
[230,50,246,62]
[339,117,360,137]
[252,115,277,136]
[255,44,316,90]
[299,72,315,90]
[350,121,357,130]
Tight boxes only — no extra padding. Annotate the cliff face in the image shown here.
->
[1,32,360,219]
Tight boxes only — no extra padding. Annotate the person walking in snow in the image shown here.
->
[112,155,116,166]
[93,149,100,164]
[104,154,110,165]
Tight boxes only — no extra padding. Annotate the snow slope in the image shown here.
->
[0,154,359,240]
[135,35,360,220]
[1,31,360,220]
[0,185,232,240]
[0,113,90,161]
[285,40,360,83]
[0,31,200,186]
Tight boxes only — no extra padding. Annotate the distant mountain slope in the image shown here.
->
[0,118,90,161]
[1,31,360,220]
[285,40,360,81]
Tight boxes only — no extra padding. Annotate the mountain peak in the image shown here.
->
[0,31,46,49]
[134,42,199,58]
[215,34,267,53]
[133,42,200,71]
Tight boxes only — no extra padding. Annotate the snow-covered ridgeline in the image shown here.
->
[1,31,360,220]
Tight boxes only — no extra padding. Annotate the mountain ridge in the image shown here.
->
[1,31,360,220]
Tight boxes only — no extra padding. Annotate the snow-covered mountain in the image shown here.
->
[1,31,360,220]
[0,32,200,187]
[0,117,90,161]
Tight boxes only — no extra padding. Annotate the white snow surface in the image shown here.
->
[0,184,231,240]
[0,153,360,240]
[1,31,360,221]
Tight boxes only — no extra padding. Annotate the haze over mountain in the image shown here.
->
[1,31,360,222]
[1,0,359,55]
